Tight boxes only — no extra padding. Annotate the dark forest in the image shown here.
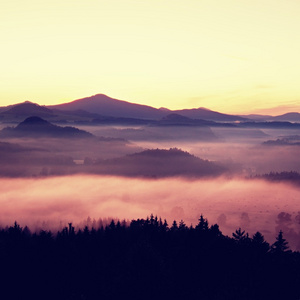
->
[1,215,299,300]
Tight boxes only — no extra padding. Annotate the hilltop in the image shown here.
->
[0,116,93,138]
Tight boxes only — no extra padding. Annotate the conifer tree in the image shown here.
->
[272,230,289,253]
[232,228,246,242]
[196,214,208,231]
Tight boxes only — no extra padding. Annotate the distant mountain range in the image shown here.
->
[239,112,300,122]
[49,94,249,122]
[1,93,300,125]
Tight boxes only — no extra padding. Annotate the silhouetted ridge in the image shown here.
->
[161,113,192,122]
[272,112,300,122]
[4,101,53,116]
[93,148,226,177]
[1,116,93,138]
[17,116,53,128]
[173,107,248,122]
[132,148,194,158]
[240,121,300,129]
[255,171,300,186]
[49,94,166,119]
[48,93,248,121]
[2,94,300,124]
[157,113,222,127]
[263,135,300,146]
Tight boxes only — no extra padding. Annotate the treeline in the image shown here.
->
[254,171,300,185]
[0,215,300,300]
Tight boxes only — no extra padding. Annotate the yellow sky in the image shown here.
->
[1,0,300,114]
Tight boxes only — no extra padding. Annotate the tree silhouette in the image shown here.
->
[210,223,222,237]
[252,231,270,253]
[272,230,289,253]
[195,214,208,231]
[178,219,187,230]
[171,220,178,231]
[232,227,247,242]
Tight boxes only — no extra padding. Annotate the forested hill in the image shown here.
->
[0,116,93,138]
[0,215,299,300]
[92,148,226,178]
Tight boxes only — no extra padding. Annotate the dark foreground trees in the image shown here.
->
[0,217,299,300]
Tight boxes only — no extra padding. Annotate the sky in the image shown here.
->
[1,0,300,114]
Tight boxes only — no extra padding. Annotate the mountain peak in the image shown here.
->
[18,116,51,126]
[80,94,112,101]
[1,116,93,138]
[159,107,171,111]
[5,102,53,116]
[15,116,56,132]
[197,107,212,111]
[49,94,166,120]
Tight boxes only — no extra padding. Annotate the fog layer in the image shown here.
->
[1,175,299,249]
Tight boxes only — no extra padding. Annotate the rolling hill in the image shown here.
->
[91,148,226,178]
[0,102,54,120]
[0,116,93,138]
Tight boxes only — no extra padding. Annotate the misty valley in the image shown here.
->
[1,95,300,299]
[2,97,300,179]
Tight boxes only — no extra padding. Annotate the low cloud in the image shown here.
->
[1,175,300,249]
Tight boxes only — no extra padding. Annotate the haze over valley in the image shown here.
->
[1,94,300,250]
[3,2,300,298]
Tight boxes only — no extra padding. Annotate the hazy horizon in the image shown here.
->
[1,93,300,117]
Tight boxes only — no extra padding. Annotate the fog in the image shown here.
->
[76,125,300,175]
[1,175,300,249]
[130,141,300,175]
[3,136,141,160]
[2,123,300,177]
[1,123,300,250]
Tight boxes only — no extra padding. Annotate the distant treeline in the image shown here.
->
[255,171,300,185]
[1,215,299,300]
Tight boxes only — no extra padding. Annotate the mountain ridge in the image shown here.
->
[47,93,249,122]
[0,116,93,138]
[48,94,166,120]
[1,93,300,123]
